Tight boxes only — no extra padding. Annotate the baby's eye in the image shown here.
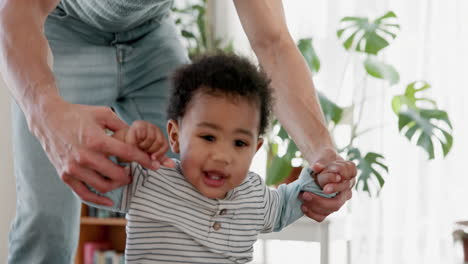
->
[234,140,248,147]
[201,135,215,142]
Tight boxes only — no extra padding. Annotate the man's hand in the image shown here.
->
[299,190,353,222]
[114,120,175,169]
[30,101,159,206]
[299,148,357,222]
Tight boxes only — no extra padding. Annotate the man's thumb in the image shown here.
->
[312,162,325,173]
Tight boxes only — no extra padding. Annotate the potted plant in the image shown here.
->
[266,11,453,196]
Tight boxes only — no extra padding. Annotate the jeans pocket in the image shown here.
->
[48,6,69,20]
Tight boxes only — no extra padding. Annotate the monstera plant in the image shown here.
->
[266,11,453,196]
[172,4,454,197]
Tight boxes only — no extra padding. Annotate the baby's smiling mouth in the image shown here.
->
[203,170,228,187]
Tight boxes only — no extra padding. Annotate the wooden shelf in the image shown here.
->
[81,217,126,226]
[75,204,126,264]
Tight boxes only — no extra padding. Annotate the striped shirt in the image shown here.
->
[87,161,334,263]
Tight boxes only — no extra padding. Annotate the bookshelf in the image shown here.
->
[75,204,126,264]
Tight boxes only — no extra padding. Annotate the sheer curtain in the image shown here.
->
[214,1,468,263]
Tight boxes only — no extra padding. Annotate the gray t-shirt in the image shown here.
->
[58,0,173,32]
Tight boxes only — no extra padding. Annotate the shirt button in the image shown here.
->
[213,222,221,230]
[219,209,227,215]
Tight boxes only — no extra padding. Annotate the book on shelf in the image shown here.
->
[84,241,124,264]
[84,241,111,264]
[94,250,124,264]
[86,206,125,218]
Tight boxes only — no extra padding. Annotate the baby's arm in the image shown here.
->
[261,159,355,232]
[263,168,338,233]
[84,121,174,212]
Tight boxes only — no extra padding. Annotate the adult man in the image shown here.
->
[0,0,356,263]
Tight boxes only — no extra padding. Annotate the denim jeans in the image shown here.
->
[8,7,188,264]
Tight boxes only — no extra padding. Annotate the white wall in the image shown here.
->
[0,79,15,262]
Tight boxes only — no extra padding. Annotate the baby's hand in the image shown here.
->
[312,161,355,194]
[114,121,175,169]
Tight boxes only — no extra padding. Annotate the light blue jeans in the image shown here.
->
[8,7,188,264]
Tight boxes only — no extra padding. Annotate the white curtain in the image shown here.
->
[215,1,468,263]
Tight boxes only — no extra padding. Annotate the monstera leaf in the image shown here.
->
[318,92,344,125]
[337,11,400,55]
[347,148,388,196]
[392,81,437,113]
[364,56,400,85]
[392,81,453,159]
[397,109,453,159]
[298,38,321,73]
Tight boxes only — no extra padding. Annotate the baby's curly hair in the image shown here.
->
[167,53,273,135]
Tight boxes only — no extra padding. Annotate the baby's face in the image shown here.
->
[168,92,263,199]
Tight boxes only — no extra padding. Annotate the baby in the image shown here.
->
[87,53,336,263]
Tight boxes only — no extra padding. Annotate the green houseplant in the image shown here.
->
[172,0,233,59]
[266,11,453,196]
[173,4,454,197]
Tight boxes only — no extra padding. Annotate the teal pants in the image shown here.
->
[8,7,188,264]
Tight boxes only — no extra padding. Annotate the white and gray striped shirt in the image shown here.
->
[88,161,333,263]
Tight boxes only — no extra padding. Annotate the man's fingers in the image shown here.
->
[299,191,347,215]
[322,177,355,193]
[100,135,157,170]
[75,151,130,189]
[299,192,335,216]
[330,188,353,205]
[316,171,341,188]
[336,160,357,179]
[68,178,114,206]
[343,187,353,201]
[96,107,128,132]
[312,163,326,173]
[324,160,357,180]
[301,204,327,222]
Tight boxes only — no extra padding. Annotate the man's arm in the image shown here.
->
[233,0,332,164]
[0,0,157,206]
[233,0,356,221]
[0,0,60,115]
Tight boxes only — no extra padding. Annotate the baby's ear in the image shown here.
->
[255,138,264,152]
[167,119,180,154]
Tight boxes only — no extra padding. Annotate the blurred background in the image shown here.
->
[1,0,468,263]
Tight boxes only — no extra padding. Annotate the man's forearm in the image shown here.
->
[233,0,338,165]
[253,38,335,164]
[0,0,62,127]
